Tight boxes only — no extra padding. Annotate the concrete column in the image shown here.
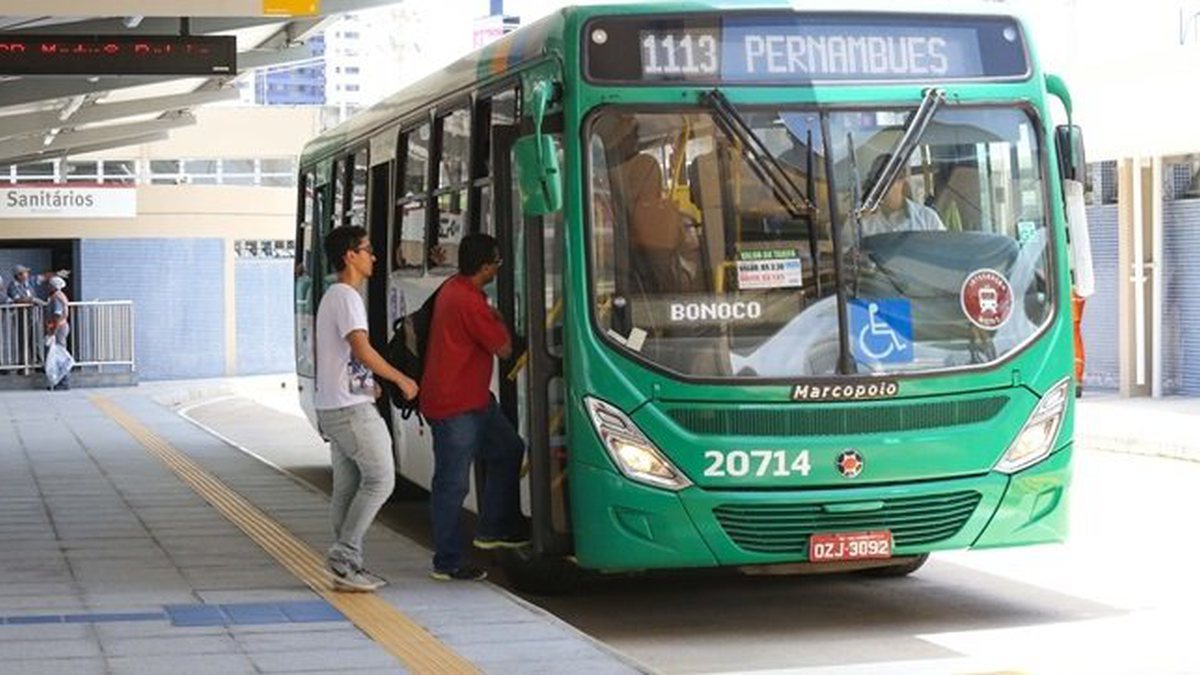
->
[1117,158,1157,397]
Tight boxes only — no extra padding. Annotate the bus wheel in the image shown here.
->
[858,554,929,578]
[499,547,580,595]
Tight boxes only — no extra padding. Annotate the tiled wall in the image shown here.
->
[1163,200,1200,394]
[235,258,295,375]
[1081,205,1119,391]
[80,238,226,381]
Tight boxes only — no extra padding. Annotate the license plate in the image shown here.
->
[809,530,893,562]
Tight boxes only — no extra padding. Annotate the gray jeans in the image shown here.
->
[316,403,394,570]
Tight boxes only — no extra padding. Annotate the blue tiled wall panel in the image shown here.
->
[1163,201,1200,394]
[235,259,295,375]
[1081,205,1119,391]
[80,239,225,380]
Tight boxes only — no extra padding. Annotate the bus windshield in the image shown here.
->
[587,105,1053,379]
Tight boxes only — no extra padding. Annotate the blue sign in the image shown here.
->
[721,17,985,82]
[849,298,914,365]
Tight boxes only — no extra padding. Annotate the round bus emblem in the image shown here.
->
[960,268,1013,331]
[836,450,864,479]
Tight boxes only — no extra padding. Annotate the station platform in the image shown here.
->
[0,383,643,674]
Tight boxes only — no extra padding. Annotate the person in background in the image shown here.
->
[6,265,38,305]
[45,276,70,390]
[421,233,528,582]
[315,225,419,592]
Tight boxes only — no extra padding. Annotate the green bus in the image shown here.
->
[295,2,1090,591]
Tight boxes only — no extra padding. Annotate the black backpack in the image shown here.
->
[383,284,443,415]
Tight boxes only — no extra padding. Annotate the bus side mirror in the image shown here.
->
[514,133,563,215]
[1055,125,1086,183]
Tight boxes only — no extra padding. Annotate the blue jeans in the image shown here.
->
[429,398,525,571]
[317,403,395,570]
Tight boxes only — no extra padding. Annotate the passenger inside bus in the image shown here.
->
[618,153,697,294]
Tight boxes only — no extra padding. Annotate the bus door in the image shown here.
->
[492,124,571,556]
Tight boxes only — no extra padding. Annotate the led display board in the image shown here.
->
[0,35,236,76]
[586,13,1028,84]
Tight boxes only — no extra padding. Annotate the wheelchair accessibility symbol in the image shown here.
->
[849,299,914,364]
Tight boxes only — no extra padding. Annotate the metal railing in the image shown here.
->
[0,301,135,373]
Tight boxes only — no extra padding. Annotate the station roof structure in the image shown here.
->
[0,0,398,165]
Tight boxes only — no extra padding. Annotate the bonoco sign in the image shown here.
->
[0,186,137,219]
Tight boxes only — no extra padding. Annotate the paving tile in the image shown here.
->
[248,647,401,673]
[0,658,108,675]
[99,634,239,657]
[235,628,377,653]
[0,623,91,642]
[106,653,257,675]
[0,638,102,660]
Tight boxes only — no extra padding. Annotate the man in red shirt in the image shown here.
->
[421,233,528,581]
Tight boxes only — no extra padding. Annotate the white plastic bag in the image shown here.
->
[45,342,75,388]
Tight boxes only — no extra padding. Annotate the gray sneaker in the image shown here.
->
[327,560,385,592]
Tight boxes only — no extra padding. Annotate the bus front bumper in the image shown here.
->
[571,444,1072,571]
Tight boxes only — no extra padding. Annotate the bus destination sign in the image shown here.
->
[0,35,237,76]
[587,13,1028,84]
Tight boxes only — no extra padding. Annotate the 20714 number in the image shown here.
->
[703,450,811,478]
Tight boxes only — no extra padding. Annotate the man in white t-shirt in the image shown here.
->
[316,225,418,592]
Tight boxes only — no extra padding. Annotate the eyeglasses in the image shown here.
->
[354,244,375,255]
[488,258,503,267]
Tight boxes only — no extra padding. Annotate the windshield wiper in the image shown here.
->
[702,90,816,219]
[858,88,946,216]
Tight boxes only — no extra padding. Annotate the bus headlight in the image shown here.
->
[996,378,1070,474]
[584,396,692,491]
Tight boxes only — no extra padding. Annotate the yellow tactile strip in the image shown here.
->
[92,396,479,674]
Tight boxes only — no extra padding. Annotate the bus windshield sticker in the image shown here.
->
[668,300,763,323]
[848,298,914,365]
[960,268,1014,331]
[736,248,804,290]
[791,380,900,402]
[626,327,648,352]
[606,326,648,352]
[1017,221,1038,244]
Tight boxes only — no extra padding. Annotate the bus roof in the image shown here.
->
[299,1,1028,166]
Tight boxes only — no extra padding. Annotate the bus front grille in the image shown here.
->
[712,491,982,555]
[667,397,1007,436]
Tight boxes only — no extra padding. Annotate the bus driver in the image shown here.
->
[858,153,946,238]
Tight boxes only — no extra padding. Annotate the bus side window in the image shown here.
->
[432,108,471,273]
[475,87,518,236]
[395,124,429,273]
[332,157,346,229]
[348,148,368,228]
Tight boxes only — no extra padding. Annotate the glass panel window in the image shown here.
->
[102,160,136,183]
[349,149,368,227]
[438,109,471,189]
[332,158,346,227]
[260,158,295,174]
[65,161,97,182]
[395,200,426,272]
[587,105,1052,380]
[184,159,218,174]
[403,124,430,197]
[150,160,181,174]
[433,188,468,273]
[223,159,255,174]
[826,107,1052,375]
